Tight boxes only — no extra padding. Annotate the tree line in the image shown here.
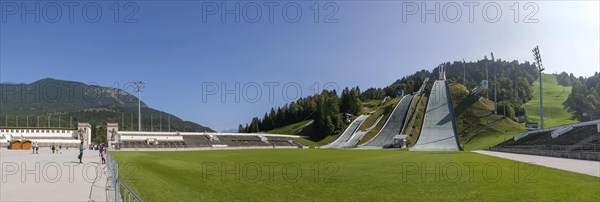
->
[564,72,600,121]
[239,87,364,139]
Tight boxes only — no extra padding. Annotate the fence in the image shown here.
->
[106,152,143,202]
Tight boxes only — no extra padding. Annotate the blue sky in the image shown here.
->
[1,1,599,131]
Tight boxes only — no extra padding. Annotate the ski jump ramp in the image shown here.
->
[412,80,462,151]
[361,95,414,148]
[322,115,368,149]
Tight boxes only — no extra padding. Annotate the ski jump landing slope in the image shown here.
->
[412,80,462,151]
[361,95,413,148]
[322,115,368,149]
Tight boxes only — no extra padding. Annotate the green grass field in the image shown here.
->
[524,74,578,128]
[113,150,600,201]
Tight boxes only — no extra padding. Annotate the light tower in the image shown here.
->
[491,52,497,114]
[462,59,466,85]
[532,46,545,129]
[133,81,146,131]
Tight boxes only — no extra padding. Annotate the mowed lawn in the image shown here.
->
[113,150,600,201]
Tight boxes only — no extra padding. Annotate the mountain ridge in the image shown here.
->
[0,78,214,132]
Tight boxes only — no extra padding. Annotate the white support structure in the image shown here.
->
[515,119,600,141]
[551,126,574,138]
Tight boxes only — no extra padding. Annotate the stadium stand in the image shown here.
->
[116,134,303,149]
[490,121,600,161]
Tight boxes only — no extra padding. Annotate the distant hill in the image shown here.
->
[0,78,214,132]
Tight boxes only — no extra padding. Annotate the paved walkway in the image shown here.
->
[0,148,113,201]
[474,150,600,177]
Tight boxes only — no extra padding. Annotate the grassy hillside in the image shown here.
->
[361,99,382,113]
[449,83,526,151]
[266,120,332,148]
[405,95,428,146]
[114,150,600,201]
[524,74,578,128]
[267,120,341,148]
[356,96,402,145]
[267,120,313,136]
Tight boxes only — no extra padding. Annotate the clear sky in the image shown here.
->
[1,1,599,131]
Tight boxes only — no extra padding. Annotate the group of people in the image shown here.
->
[30,143,66,154]
[51,144,62,154]
[31,142,39,154]
[77,142,107,164]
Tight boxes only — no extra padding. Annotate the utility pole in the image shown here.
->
[485,59,489,99]
[533,46,545,129]
[16,115,18,127]
[491,52,497,114]
[133,81,145,131]
[462,59,466,85]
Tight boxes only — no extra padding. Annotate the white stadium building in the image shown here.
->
[0,123,91,149]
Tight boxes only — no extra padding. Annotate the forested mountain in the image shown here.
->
[0,78,214,133]
[241,58,542,140]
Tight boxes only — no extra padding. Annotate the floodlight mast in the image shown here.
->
[532,46,545,129]
[462,59,466,85]
[491,52,497,114]
[134,81,146,131]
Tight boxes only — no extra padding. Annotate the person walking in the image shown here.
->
[99,144,105,164]
[78,141,84,164]
[35,142,39,154]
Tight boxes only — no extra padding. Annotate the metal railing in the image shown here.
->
[107,152,143,202]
